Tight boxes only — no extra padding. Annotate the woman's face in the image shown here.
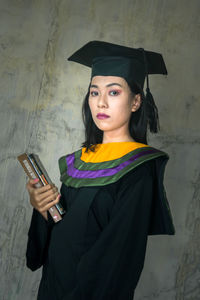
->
[88,76,141,139]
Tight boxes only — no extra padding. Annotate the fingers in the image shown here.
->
[33,193,60,213]
[25,178,61,218]
[26,179,57,195]
[26,177,59,202]
[36,187,59,203]
[39,194,61,213]
[26,178,41,193]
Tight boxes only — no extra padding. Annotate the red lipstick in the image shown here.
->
[97,113,110,119]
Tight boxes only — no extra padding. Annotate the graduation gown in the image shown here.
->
[26,142,175,300]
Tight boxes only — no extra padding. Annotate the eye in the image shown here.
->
[109,90,121,96]
[90,90,98,96]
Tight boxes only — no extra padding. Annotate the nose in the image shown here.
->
[97,93,108,108]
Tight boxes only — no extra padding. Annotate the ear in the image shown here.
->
[131,94,141,112]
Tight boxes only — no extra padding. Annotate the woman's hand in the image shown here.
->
[26,178,61,221]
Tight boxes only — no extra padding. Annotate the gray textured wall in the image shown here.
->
[0,0,200,299]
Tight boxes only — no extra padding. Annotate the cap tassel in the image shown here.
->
[145,84,160,133]
[140,47,160,133]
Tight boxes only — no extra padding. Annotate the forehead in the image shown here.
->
[91,75,127,87]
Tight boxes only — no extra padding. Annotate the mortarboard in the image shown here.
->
[67,40,167,90]
[68,40,168,133]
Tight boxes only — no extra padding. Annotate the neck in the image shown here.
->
[102,136,135,144]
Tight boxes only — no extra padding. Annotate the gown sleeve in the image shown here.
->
[26,184,66,271]
[64,160,155,300]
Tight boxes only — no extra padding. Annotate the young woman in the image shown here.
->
[26,41,175,300]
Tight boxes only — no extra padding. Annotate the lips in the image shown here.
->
[96,113,110,119]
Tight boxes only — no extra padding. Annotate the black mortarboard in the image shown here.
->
[67,40,167,90]
[68,41,168,133]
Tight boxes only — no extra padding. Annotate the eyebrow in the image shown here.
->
[90,83,123,88]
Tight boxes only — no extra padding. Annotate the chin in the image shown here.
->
[96,125,108,131]
[94,122,112,132]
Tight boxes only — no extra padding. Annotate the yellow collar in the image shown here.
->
[81,141,149,163]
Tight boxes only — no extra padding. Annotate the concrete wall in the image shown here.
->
[0,0,199,299]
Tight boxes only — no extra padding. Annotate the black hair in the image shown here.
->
[81,79,159,152]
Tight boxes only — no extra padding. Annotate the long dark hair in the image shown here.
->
[81,79,159,152]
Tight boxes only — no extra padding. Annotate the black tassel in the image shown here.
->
[145,87,160,133]
[139,47,160,133]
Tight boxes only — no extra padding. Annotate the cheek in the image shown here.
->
[88,99,95,113]
[110,101,131,119]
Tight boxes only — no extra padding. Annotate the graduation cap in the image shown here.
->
[68,40,168,133]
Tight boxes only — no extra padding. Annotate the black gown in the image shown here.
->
[26,145,175,300]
